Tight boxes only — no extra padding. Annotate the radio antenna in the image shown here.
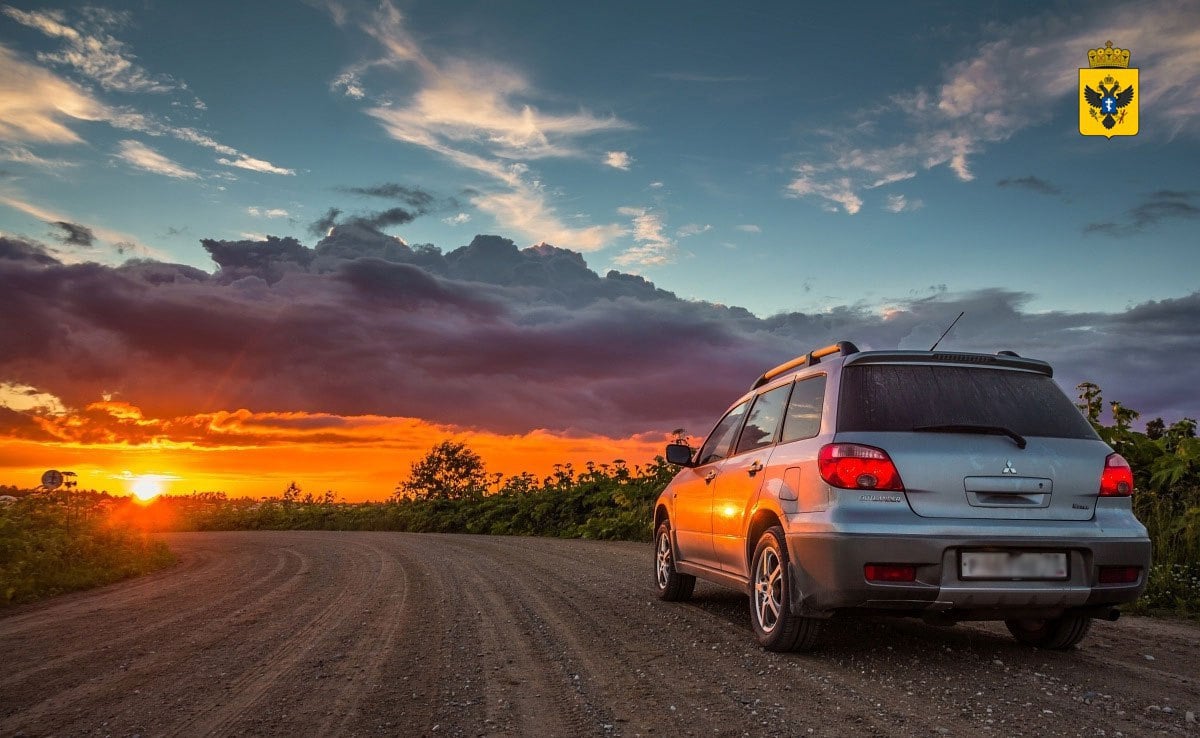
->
[929,311,964,351]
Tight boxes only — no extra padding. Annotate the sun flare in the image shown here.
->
[130,475,164,501]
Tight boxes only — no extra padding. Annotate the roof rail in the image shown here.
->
[750,341,859,390]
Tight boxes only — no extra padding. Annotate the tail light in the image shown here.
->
[818,443,904,491]
[1099,453,1134,497]
[1098,565,1141,584]
[864,564,917,582]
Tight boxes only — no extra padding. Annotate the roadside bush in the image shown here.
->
[0,493,175,606]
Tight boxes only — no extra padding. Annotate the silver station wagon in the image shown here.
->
[653,342,1151,651]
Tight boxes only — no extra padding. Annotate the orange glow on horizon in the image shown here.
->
[0,403,673,501]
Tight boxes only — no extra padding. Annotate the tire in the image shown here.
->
[749,526,823,652]
[1005,614,1093,649]
[654,522,695,601]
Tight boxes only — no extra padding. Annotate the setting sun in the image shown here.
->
[130,475,166,501]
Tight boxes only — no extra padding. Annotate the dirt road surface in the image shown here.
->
[2,532,1197,736]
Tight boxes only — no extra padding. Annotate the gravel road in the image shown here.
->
[2,531,1197,736]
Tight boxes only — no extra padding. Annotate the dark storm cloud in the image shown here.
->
[2,228,1197,437]
[335,183,437,210]
[996,176,1061,196]
[307,207,341,237]
[49,220,96,247]
[1084,190,1200,236]
[0,236,58,265]
[349,206,419,230]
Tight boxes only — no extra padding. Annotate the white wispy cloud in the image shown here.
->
[785,0,1200,213]
[0,44,107,144]
[218,154,296,176]
[614,206,675,266]
[0,35,292,177]
[442,212,471,225]
[116,139,198,179]
[247,206,290,218]
[2,5,178,93]
[884,194,924,213]
[604,151,632,170]
[0,144,77,169]
[676,223,711,237]
[734,224,761,233]
[336,1,629,251]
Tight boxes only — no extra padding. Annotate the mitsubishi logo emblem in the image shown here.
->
[1002,460,1017,475]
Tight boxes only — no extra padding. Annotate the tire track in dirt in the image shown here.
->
[0,535,320,734]
[4,532,1199,737]
[167,539,379,736]
[433,536,594,736]
[0,543,297,691]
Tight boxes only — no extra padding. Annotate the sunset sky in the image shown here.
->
[2,1,1198,500]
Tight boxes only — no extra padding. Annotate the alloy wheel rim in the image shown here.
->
[656,532,672,588]
[754,546,783,633]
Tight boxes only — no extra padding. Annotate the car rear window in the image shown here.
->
[837,364,1099,440]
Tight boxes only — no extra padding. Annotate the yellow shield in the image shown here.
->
[1079,68,1139,138]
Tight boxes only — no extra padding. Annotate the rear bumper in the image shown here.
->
[785,528,1151,617]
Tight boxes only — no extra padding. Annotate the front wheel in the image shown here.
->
[654,522,695,601]
[750,526,823,651]
[1005,614,1092,649]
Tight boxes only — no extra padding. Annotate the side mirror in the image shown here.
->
[665,443,695,467]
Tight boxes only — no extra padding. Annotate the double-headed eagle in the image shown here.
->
[1084,81,1134,129]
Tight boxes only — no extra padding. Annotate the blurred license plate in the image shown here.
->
[960,551,1068,580]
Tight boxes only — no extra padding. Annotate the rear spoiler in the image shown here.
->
[843,351,1053,377]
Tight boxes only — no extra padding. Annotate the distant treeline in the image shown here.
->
[4,383,1198,615]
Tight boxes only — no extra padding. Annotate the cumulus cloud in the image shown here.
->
[443,212,471,226]
[1,230,1197,439]
[785,0,1200,213]
[604,151,632,170]
[115,139,198,179]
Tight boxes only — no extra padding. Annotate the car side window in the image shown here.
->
[781,374,827,443]
[696,400,750,466]
[734,384,792,455]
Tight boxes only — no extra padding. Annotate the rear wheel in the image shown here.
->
[654,522,695,601]
[749,526,823,651]
[1005,614,1092,649]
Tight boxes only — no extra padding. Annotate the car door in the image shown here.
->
[672,399,749,569]
[712,383,792,574]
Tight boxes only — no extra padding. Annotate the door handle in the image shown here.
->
[704,470,718,483]
[747,460,764,475]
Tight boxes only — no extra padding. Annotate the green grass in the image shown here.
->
[0,494,176,606]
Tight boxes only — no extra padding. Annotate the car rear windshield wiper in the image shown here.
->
[913,424,1027,449]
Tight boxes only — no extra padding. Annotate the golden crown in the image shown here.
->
[1088,41,1130,69]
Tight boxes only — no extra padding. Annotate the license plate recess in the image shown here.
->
[959,551,1068,581]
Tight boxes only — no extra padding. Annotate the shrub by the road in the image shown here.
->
[0,492,176,606]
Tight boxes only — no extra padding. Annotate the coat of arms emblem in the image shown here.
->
[1080,41,1138,138]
